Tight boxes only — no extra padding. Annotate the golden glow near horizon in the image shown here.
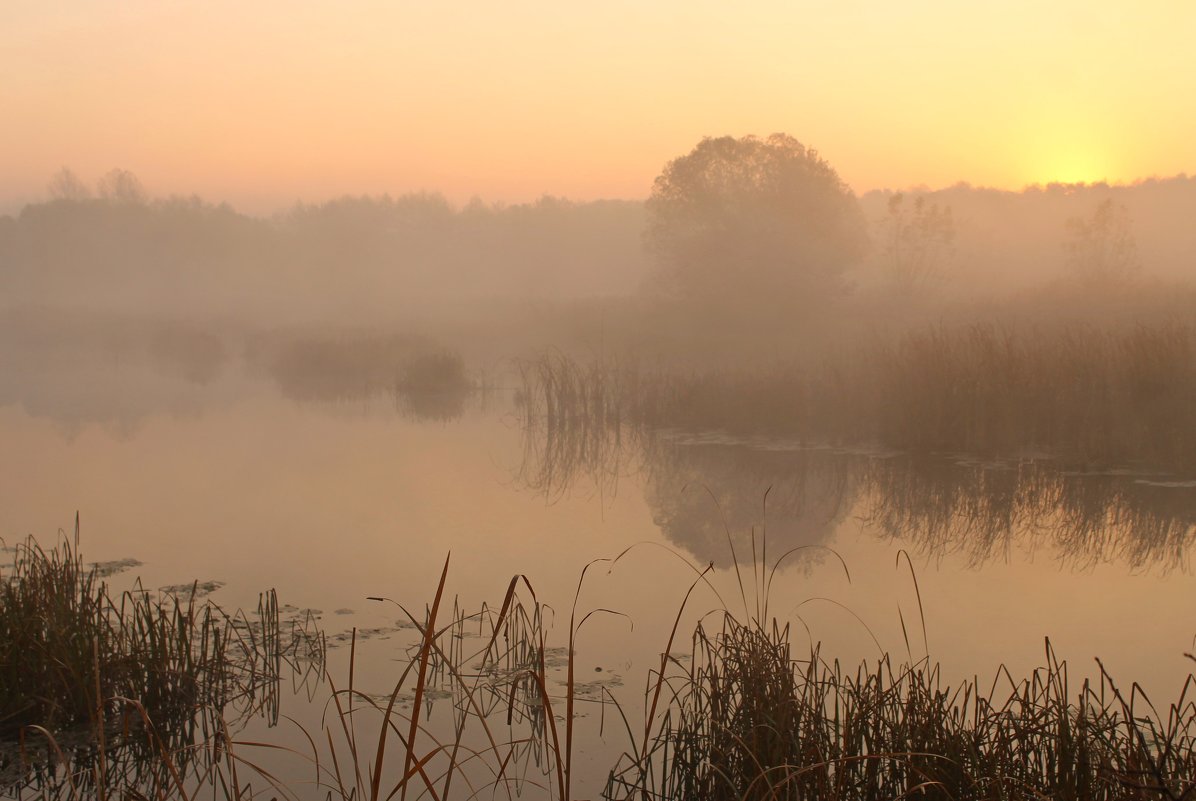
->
[1,1,1193,211]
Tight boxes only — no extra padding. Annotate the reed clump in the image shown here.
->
[607,614,1196,801]
[0,522,325,796]
[281,557,595,801]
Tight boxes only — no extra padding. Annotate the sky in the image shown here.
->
[2,1,1194,213]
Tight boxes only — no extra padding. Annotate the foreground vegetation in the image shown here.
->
[5,527,1196,800]
[0,524,324,797]
[612,616,1196,800]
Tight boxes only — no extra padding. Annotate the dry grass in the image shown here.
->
[9,534,1196,801]
[0,521,325,798]
[226,551,1196,801]
[518,323,1196,473]
[607,614,1196,801]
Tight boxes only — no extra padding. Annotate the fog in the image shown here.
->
[6,141,1196,798]
[4,165,1194,357]
[4,146,1196,440]
[6,0,1196,791]
[0,176,647,329]
[857,175,1196,294]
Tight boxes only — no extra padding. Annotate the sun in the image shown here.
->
[1039,151,1109,185]
[1021,124,1115,186]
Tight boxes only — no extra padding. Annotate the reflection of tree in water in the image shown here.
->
[394,384,473,423]
[644,443,860,568]
[864,457,1196,570]
[394,350,477,423]
[260,336,481,423]
[261,334,423,403]
[517,412,1196,570]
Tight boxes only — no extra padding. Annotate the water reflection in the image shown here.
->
[0,319,486,427]
[395,385,473,423]
[645,443,857,567]
[518,418,1196,570]
[253,332,421,404]
[0,588,325,799]
[258,334,481,423]
[0,310,233,436]
[517,401,644,503]
[866,456,1196,569]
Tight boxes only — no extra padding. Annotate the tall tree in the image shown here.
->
[645,134,868,312]
[97,169,147,204]
[46,167,92,201]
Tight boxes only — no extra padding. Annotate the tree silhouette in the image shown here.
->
[97,169,147,204]
[645,134,867,313]
[882,193,955,293]
[1064,198,1138,286]
[46,168,92,201]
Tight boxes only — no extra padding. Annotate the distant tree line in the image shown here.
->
[0,169,649,323]
[2,161,1195,326]
[857,175,1196,295]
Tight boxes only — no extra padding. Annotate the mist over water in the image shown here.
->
[7,0,1196,790]
[4,140,1196,798]
[4,168,1196,337]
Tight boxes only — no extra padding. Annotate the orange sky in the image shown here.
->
[2,1,1194,213]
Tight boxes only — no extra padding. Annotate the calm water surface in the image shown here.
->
[3,346,1195,795]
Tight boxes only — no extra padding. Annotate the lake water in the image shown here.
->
[3,339,1196,797]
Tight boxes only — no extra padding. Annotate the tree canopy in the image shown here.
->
[645,134,868,311]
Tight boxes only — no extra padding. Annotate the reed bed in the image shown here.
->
[395,350,472,396]
[220,552,1196,801]
[9,535,1196,800]
[519,322,1196,473]
[256,331,442,403]
[291,551,1196,801]
[873,324,1196,470]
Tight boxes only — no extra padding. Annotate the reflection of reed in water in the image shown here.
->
[516,352,647,502]
[864,457,1196,569]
